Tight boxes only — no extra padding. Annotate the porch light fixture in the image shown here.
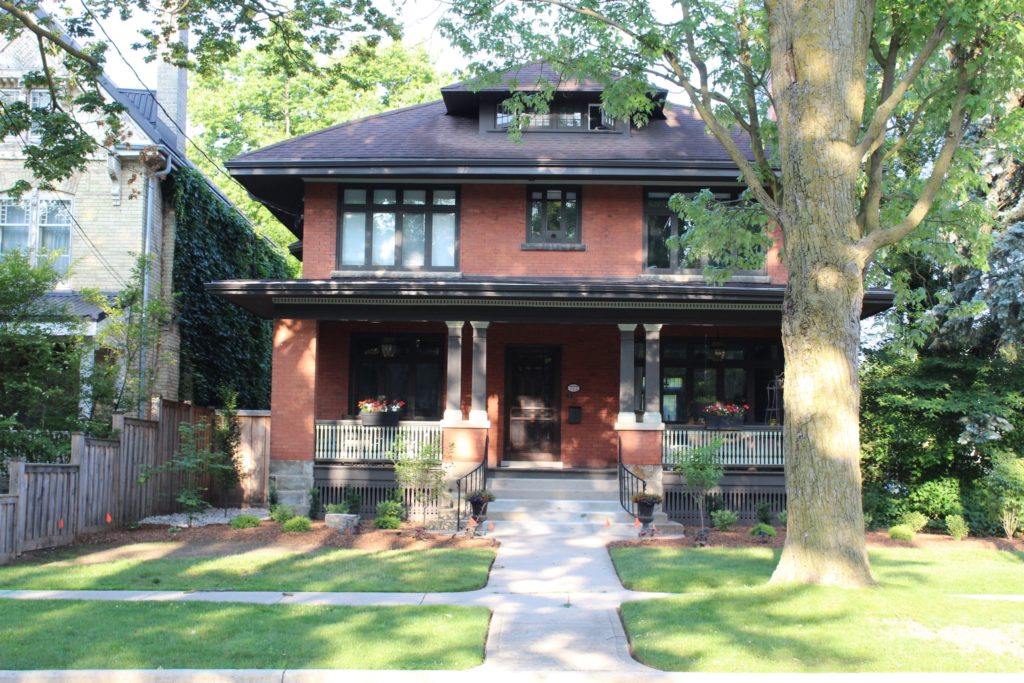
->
[380,339,399,358]
[711,342,726,362]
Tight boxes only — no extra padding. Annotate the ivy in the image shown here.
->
[171,168,289,409]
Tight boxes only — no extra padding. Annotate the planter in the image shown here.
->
[704,414,744,430]
[360,412,400,427]
[325,513,360,532]
[470,500,489,521]
[636,501,656,525]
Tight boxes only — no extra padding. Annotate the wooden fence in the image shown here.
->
[0,399,269,564]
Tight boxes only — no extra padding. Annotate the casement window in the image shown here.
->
[496,103,618,132]
[0,88,55,143]
[526,187,581,245]
[645,189,758,272]
[0,196,72,274]
[338,187,458,270]
[350,334,444,419]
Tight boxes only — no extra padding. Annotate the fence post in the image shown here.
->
[112,413,126,436]
[69,433,85,465]
[9,461,25,557]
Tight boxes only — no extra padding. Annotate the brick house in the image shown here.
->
[211,65,891,515]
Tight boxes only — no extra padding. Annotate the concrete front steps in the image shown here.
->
[483,469,684,536]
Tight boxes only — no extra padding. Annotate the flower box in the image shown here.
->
[704,414,744,430]
[360,412,400,427]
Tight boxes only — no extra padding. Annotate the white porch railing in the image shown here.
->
[663,426,784,467]
[314,420,443,461]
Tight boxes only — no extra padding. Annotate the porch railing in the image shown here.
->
[663,426,784,468]
[314,420,443,461]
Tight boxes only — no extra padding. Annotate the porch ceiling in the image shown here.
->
[206,277,894,324]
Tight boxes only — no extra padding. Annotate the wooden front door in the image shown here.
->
[505,346,561,462]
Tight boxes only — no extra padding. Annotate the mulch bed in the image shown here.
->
[611,525,1024,551]
[16,521,498,563]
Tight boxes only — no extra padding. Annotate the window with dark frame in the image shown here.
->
[644,189,758,272]
[496,102,617,132]
[350,334,445,419]
[338,187,458,270]
[526,187,581,244]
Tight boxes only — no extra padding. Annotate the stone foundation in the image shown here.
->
[270,459,313,513]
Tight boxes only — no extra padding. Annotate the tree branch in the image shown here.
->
[855,13,950,161]
[0,1,100,67]
[857,60,973,255]
[35,35,65,114]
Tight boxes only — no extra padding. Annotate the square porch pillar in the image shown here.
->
[643,324,663,425]
[617,323,638,424]
[468,321,490,426]
[444,321,465,423]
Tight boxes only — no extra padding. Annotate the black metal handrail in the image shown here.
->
[617,434,645,518]
[453,434,488,531]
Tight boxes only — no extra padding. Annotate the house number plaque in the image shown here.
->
[567,383,581,393]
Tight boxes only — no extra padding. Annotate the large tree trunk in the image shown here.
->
[767,0,876,587]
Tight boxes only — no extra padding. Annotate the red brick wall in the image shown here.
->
[460,185,643,278]
[302,184,338,279]
[484,323,620,468]
[270,319,317,461]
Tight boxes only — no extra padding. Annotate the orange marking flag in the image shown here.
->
[105,512,113,524]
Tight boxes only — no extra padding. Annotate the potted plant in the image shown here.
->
[631,491,663,527]
[466,490,495,521]
[702,402,749,429]
[357,398,405,426]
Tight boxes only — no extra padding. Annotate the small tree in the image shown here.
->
[138,419,232,527]
[982,452,1024,539]
[674,439,725,534]
[211,387,242,506]
[390,436,449,526]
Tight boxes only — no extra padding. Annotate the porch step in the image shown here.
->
[486,499,635,523]
[480,519,685,537]
[488,475,619,497]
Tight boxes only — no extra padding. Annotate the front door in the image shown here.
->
[505,346,561,462]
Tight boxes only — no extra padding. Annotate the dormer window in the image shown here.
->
[496,102,617,132]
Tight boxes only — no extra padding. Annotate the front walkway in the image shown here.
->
[1,526,669,672]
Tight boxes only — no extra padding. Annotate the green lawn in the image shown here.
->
[0,600,490,669]
[0,547,495,593]
[613,544,1024,672]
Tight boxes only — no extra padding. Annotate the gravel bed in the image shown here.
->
[139,507,270,528]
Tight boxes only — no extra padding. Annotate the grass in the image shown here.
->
[0,600,490,669]
[0,547,495,593]
[612,544,1024,672]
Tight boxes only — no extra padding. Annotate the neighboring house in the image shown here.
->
[0,28,270,415]
[211,64,892,511]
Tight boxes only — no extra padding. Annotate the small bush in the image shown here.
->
[375,516,401,530]
[863,512,874,530]
[900,511,928,533]
[229,514,261,529]
[324,503,349,514]
[755,501,773,525]
[907,478,963,519]
[271,504,295,524]
[308,486,321,520]
[749,523,776,537]
[282,516,312,533]
[945,514,969,541]
[710,509,739,531]
[777,510,788,526]
[888,524,915,541]
[342,487,362,514]
[376,499,404,519]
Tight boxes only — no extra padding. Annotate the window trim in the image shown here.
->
[0,193,73,280]
[524,186,583,247]
[335,185,460,272]
[642,188,765,276]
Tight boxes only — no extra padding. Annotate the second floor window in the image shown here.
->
[527,188,581,245]
[0,196,71,274]
[338,187,458,270]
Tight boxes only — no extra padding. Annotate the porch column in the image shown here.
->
[469,321,490,425]
[643,324,663,424]
[444,321,464,423]
[617,323,638,424]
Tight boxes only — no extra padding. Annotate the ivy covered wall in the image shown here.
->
[172,168,290,409]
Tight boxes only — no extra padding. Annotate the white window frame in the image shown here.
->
[0,191,74,286]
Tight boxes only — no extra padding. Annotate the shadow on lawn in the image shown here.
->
[0,599,488,670]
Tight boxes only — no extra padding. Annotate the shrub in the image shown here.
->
[749,523,776,537]
[900,511,929,533]
[710,509,739,531]
[907,478,963,519]
[282,516,312,533]
[863,512,874,529]
[755,501,773,525]
[376,499,404,519]
[888,524,915,541]
[342,487,362,514]
[271,504,295,524]
[308,486,321,520]
[375,516,401,530]
[777,510,788,526]
[229,514,261,529]
[945,514,969,541]
[324,503,349,514]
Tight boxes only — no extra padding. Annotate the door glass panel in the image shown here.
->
[341,212,366,265]
[401,213,426,266]
[431,213,456,267]
[371,213,396,265]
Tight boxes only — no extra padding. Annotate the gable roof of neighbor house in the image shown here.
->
[227,65,754,239]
